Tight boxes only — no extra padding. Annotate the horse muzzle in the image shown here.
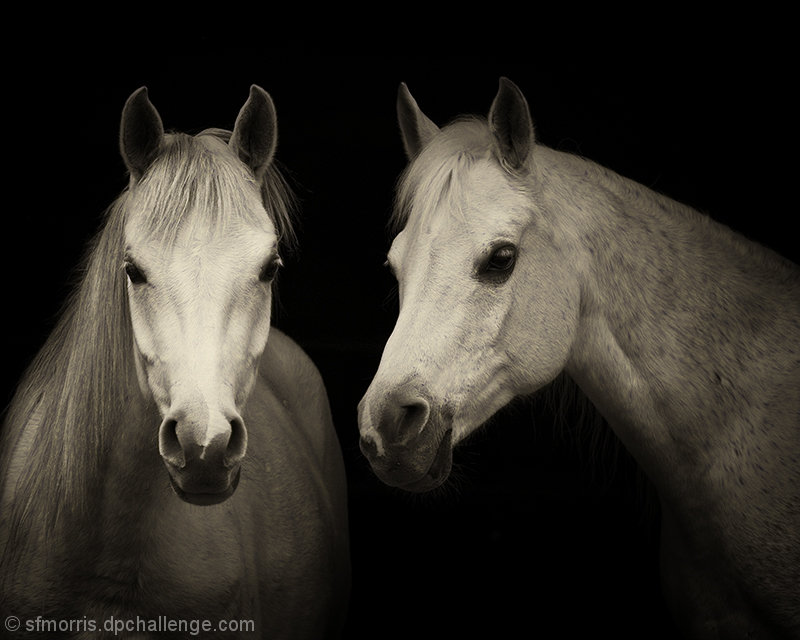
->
[158,409,248,505]
[358,390,454,492]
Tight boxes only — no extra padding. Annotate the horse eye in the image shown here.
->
[259,255,283,282]
[483,244,517,275]
[124,260,147,285]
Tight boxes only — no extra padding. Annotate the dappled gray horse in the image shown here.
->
[359,78,799,639]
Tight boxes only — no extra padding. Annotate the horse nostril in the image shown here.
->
[392,398,430,442]
[224,415,247,468]
[158,418,185,468]
[401,402,427,430]
[359,431,380,459]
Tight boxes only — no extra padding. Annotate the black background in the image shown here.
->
[3,25,796,640]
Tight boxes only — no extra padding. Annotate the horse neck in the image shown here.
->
[548,149,800,501]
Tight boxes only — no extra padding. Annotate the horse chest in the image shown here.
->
[87,498,258,618]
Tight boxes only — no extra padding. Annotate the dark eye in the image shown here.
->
[259,255,283,282]
[124,260,147,285]
[480,244,517,280]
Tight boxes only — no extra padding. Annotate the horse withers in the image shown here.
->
[358,78,799,639]
[1,86,350,638]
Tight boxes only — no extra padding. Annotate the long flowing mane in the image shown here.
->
[0,129,296,563]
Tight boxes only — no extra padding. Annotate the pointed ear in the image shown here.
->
[488,78,535,171]
[397,82,440,160]
[229,85,278,180]
[120,87,165,183]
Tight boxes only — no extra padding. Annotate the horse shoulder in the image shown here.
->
[255,328,342,478]
[250,328,351,632]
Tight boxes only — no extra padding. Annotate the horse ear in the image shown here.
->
[488,77,535,171]
[397,82,440,160]
[120,87,165,183]
[229,85,278,180]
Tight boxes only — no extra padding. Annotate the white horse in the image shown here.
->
[358,78,799,639]
[1,86,350,638]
